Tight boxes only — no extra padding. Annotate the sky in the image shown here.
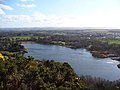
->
[0,0,120,28]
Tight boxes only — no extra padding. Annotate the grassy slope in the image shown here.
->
[100,39,120,44]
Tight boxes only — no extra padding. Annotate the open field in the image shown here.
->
[11,36,32,39]
[10,36,39,40]
[100,39,120,44]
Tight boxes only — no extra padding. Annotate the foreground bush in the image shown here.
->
[0,56,86,90]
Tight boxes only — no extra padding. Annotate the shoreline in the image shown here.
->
[21,41,119,60]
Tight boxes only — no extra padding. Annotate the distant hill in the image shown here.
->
[0,27,120,32]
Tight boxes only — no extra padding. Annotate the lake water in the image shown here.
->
[22,43,120,81]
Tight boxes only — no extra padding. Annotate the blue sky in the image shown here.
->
[0,0,120,28]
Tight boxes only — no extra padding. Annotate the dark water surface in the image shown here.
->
[22,43,120,81]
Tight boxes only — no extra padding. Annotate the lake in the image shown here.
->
[22,42,120,81]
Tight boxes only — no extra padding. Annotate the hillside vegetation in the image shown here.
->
[0,56,86,90]
[0,33,120,90]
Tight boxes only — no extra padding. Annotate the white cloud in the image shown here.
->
[21,0,34,2]
[16,3,36,8]
[0,4,13,15]
[87,8,120,28]
[1,11,120,28]
[21,0,27,2]
[0,4,13,10]
[2,14,32,22]
[0,8,5,14]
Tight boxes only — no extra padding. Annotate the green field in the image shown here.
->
[100,39,120,44]
[11,36,39,40]
[11,36,31,39]
[108,40,120,44]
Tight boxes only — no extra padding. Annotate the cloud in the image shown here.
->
[0,4,13,10]
[21,0,34,2]
[21,0,27,2]
[1,11,120,28]
[0,12,76,27]
[0,4,13,15]
[16,3,36,8]
[3,15,32,22]
[0,8,5,14]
